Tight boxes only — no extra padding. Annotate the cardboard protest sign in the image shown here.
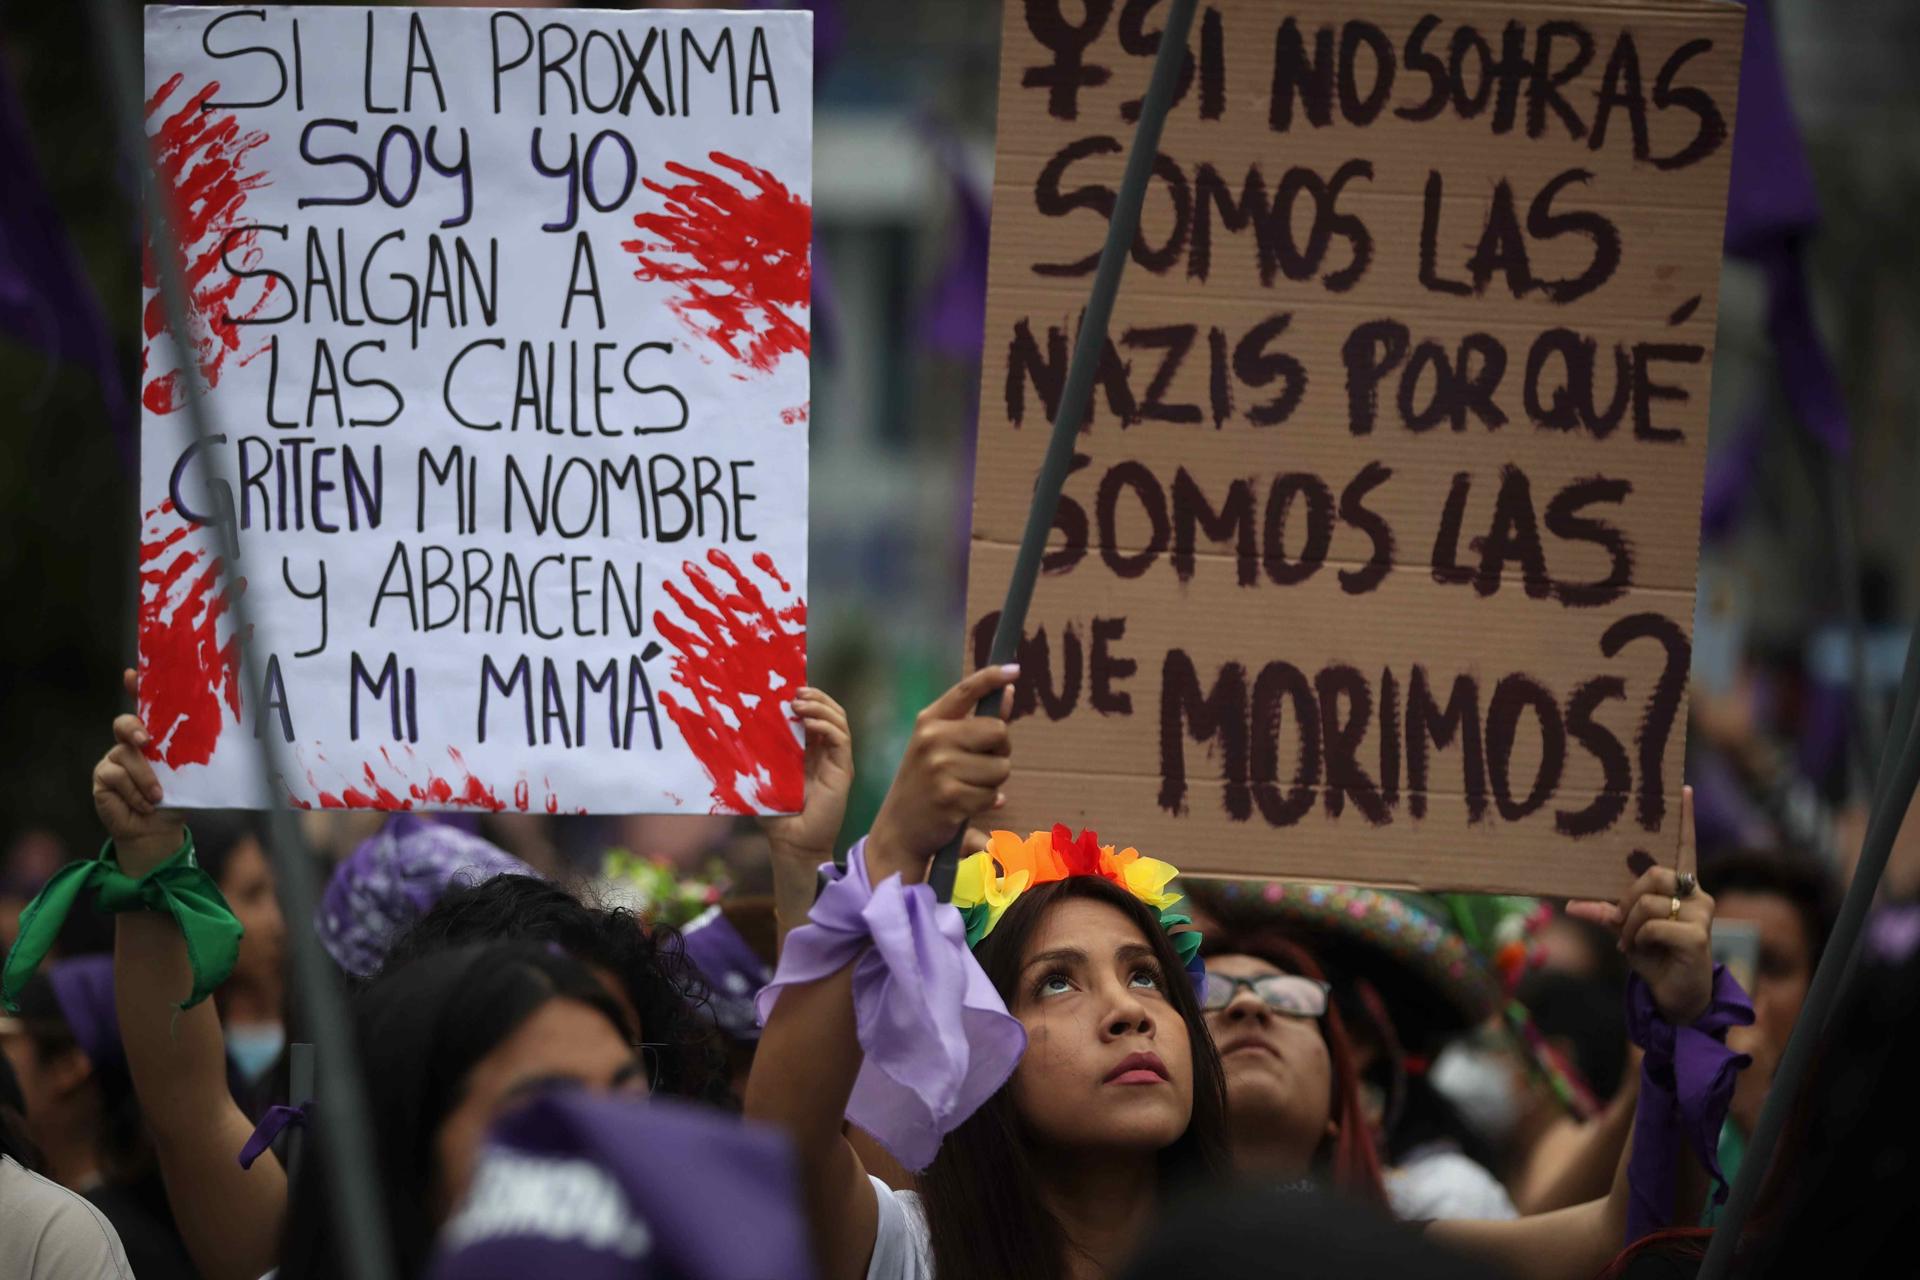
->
[966,0,1742,898]
[140,6,811,815]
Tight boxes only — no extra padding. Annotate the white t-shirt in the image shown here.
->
[866,1174,933,1280]
[1385,1146,1519,1222]
[0,1156,135,1280]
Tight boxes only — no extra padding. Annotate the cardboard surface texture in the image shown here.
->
[967,0,1743,898]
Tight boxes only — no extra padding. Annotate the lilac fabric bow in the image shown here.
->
[238,1102,310,1171]
[1623,965,1754,1243]
[754,839,1026,1171]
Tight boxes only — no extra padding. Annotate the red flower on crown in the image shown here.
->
[1053,824,1106,878]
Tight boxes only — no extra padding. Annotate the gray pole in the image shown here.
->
[929,0,1199,901]
[83,4,396,1278]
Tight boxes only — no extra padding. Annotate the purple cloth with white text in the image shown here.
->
[430,1092,811,1280]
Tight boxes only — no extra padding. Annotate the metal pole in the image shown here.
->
[82,5,396,1278]
[1825,446,1880,796]
[1697,619,1920,1278]
[928,0,1199,901]
[288,1040,315,1186]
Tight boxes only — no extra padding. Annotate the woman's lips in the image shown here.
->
[1104,1051,1171,1085]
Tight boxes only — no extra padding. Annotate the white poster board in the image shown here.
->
[140,6,812,815]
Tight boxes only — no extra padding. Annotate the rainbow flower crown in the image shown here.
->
[952,826,1203,978]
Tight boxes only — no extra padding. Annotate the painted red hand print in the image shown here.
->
[654,550,807,813]
[138,501,247,768]
[622,152,811,376]
[142,74,279,415]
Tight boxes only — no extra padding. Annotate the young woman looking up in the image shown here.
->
[1195,931,1389,1206]
[749,669,1230,1280]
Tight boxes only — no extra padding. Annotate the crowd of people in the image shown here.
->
[0,658,1911,1280]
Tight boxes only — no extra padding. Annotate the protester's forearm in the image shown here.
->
[115,911,287,1280]
[1430,1196,1615,1280]
[768,842,821,951]
[1603,1117,1633,1251]
[863,820,929,887]
[1430,1121,1633,1280]
[747,960,864,1158]
[113,906,230,1124]
[1515,1069,1640,1215]
[744,961,878,1280]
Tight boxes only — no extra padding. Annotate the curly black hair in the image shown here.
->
[376,875,725,1103]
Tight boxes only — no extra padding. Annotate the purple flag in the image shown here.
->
[917,124,991,363]
[1722,0,1849,457]
[0,60,129,446]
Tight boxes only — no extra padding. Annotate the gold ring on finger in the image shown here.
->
[1668,895,1682,922]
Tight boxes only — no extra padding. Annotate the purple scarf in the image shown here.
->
[1624,965,1754,1242]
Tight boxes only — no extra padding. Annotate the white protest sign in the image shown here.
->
[139,6,812,815]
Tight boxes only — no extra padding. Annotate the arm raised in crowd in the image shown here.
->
[99,669,286,1280]
[746,666,1016,1280]
[758,687,855,947]
[1433,788,1723,1280]
[1510,1057,1641,1216]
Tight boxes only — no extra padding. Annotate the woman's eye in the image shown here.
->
[1037,973,1073,997]
[1129,967,1164,992]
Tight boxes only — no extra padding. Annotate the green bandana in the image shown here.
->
[2,833,243,1012]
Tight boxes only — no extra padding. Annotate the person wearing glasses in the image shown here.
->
[1197,930,1391,1209]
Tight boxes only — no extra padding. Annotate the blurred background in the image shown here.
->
[1,0,1915,916]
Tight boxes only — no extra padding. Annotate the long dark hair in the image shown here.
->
[919,876,1230,1280]
[379,874,722,1102]
[280,942,633,1280]
[1198,928,1389,1208]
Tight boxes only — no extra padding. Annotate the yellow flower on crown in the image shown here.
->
[951,825,1189,951]
[951,831,1035,939]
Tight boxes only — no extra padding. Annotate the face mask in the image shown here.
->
[1429,1040,1521,1146]
[227,1024,286,1082]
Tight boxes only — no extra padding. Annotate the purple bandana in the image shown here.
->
[429,1092,812,1280]
[315,816,534,977]
[680,907,773,1041]
[1624,965,1754,1242]
[47,954,122,1072]
[755,838,1026,1171]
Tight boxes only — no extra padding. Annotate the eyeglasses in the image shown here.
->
[1201,972,1331,1018]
